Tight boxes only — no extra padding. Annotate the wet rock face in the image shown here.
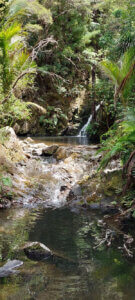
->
[23,242,52,261]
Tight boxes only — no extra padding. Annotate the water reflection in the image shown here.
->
[0,208,135,299]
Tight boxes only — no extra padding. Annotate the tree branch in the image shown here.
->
[1,68,36,104]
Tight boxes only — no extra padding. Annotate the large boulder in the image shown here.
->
[0,126,26,163]
[0,126,17,143]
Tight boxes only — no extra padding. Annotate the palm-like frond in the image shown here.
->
[0,22,21,43]
[121,47,135,76]
[100,60,122,85]
[0,22,23,95]
[0,20,36,97]
[8,0,52,24]
[100,47,135,106]
[13,51,29,71]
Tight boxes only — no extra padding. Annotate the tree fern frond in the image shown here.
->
[8,0,52,24]
[0,22,21,41]
[121,47,135,77]
[100,60,122,85]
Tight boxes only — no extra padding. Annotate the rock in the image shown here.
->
[0,200,11,209]
[1,126,17,141]
[42,145,59,156]
[64,124,80,136]
[54,146,69,160]
[32,148,43,156]
[27,102,47,115]
[13,123,21,134]
[89,203,100,210]
[22,141,47,156]
[20,121,30,135]
[70,185,82,197]
[0,127,26,163]
[60,185,68,191]
[23,242,53,261]
[0,260,23,277]
[36,143,47,149]
[31,144,48,156]
[24,137,34,143]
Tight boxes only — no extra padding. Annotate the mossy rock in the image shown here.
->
[23,242,53,261]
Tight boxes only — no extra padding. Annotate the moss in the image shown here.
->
[101,171,123,197]
[86,193,101,203]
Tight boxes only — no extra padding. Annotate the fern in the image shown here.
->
[8,0,52,24]
[100,47,135,106]
[99,108,135,169]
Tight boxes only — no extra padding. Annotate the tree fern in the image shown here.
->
[0,22,22,95]
[100,47,135,106]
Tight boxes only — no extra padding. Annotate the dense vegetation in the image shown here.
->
[0,1,135,283]
[0,0,135,180]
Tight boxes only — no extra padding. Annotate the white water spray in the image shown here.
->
[78,104,101,137]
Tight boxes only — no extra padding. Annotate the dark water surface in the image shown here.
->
[0,207,135,300]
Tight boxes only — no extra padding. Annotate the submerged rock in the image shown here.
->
[0,260,23,277]
[23,242,53,261]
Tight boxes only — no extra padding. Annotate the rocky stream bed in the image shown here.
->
[0,127,122,211]
[0,127,135,299]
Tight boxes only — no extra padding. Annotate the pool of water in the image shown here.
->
[22,136,89,146]
[0,207,135,300]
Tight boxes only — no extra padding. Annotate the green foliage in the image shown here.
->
[99,0,135,60]
[86,122,99,138]
[100,47,135,106]
[1,176,12,187]
[4,96,30,122]
[8,0,52,24]
[0,175,12,202]
[0,126,8,144]
[99,107,135,169]
[0,0,134,140]
[0,22,21,95]
[0,10,37,124]
[39,106,67,133]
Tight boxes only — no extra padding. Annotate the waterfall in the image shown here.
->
[78,104,101,137]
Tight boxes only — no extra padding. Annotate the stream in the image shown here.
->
[29,136,89,146]
[0,137,135,300]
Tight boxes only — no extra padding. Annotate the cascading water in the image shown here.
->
[78,104,101,137]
